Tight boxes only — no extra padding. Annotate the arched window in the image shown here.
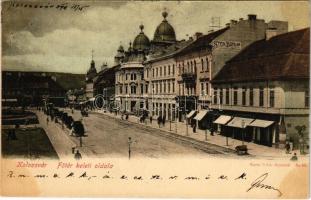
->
[206,57,209,72]
[201,58,204,71]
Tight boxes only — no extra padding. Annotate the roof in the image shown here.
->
[146,27,229,63]
[175,27,229,56]
[212,28,310,83]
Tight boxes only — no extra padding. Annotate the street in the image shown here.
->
[37,109,215,159]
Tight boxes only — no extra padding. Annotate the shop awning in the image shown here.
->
[186,110,196,118]
[249,119,274,128]
[89,97,96,101]
[214,115,232,125]
[194,110,209,121]
[226,117,254,128]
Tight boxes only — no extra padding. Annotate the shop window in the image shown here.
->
[269,89,275,107]
[233,87,238,105]
[226,88,229,104]
[249,88,254,106]
[242,87,246,106]
[259,87,264,107]
[219,89,223,104]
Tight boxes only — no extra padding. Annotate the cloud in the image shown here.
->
[2,1,309,74]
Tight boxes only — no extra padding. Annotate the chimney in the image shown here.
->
[248,14,257,21]
[230,20,238,26]
[266,27,278,40]
[193,32,203,40]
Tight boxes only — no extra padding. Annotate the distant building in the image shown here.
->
[85,57,97,99]
[210,28,309,148]
[93,64,120,109]
[2,71,66,107]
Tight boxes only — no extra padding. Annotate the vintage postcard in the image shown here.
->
[1,0,310,198]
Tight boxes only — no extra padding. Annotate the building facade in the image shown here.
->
[210,28,309,148]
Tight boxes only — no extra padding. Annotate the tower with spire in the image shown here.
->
[86,49,97,82]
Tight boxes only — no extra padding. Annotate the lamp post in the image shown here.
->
[241,119,245,145]
[128,137,132,160]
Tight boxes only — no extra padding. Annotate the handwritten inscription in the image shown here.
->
[246,173,282,197]
[6,170,283,196]
[8,2,90,11]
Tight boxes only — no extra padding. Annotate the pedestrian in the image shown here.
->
[121,114,124,120]
[125,113,129,120]
[193,123,196,133]
[290,152,298,161]
[157,116,162,128]
[74,150,82,160]
[150,116,153,124]
[163,115,166,126]
[285,141,291,154]
[210,126,214,136]
[46,117,49,125]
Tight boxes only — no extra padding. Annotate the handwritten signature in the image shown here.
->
[246,173,282,197]
[7,2,90,11]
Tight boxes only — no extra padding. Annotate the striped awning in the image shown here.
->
[186,110,196,118]
[214,115,232,125]
[226,117,254,128]
[249,119,274,128]
[194,110,209,121]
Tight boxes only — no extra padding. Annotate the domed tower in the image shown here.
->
[86,50,97,82]
[133,24,150,52]
[114,45,125,65]
[152,11,176,46]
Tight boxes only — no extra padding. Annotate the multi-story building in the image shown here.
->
[85,57,97,99]
[115,24,150,113]
[93,63,120,109]
[210,28,309,148]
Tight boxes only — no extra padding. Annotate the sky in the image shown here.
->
[2,1,309,74]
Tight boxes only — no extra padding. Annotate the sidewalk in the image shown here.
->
[35,110,95,159]
[94,110,304,159]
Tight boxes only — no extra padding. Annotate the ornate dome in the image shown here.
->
[153,11,176,43]
[133,24,150,51]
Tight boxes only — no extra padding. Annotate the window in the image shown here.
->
[164,66,166,76]
[219,89,223,104]
[233,87,238,105]
[156,68,158,76]
[269,89,275,107]
[168,65,170,75]
[249,88,253,106]
[160,67,162,76]
[160,82,162,93]
[172,82,175,92]
[226,88,229,104]
[131,85,136,94]
[242,87,246,106]
[206,58,209,71]
[126,74,128,80]
[172,64,175,75]
[201,83,204,95]
[156,83,158,93]
[168,81,171,93]
[145,84,148,94]
[206,82,209,96]
[119,86,123,94]
[141,84,144,94]
[125,84,128,94]
[178,64,181,75]
[305,90,309,107]
[214,88,218,104]
[146,70,149,78]
[152,69,155,77]
[164,82,166,93]
[201,59,204,71]
[259,87,264,106]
